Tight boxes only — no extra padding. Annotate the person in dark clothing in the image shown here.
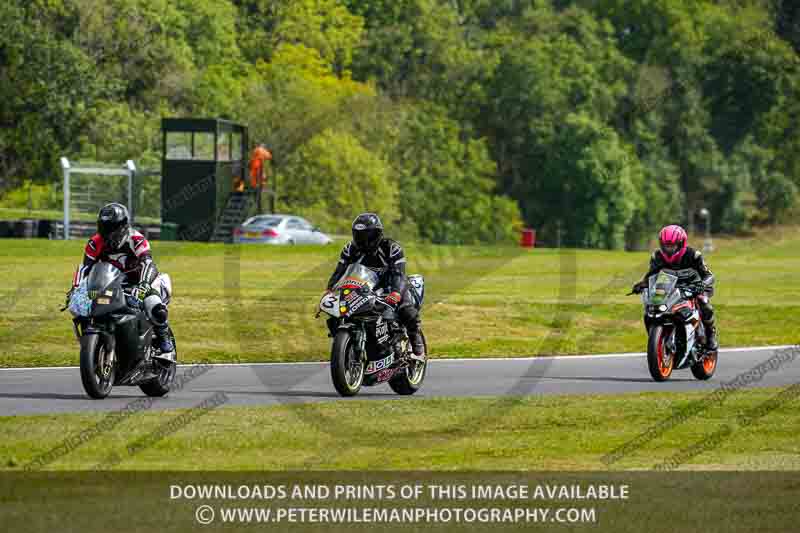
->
[324,213,425,357]
[632,224,718,349]
[70,203,174,353]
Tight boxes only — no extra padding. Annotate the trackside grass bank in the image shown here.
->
[1,226,799,367]
[1,389,798,470]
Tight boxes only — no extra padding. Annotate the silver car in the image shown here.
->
[233,214,334,245]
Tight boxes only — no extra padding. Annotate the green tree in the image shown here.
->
[625,112,683,249]
[279,128,397,233]
[77,101,162,166]
[174,0,242,69]
[0,1,116,188]
[703,15,797,153]
[238,43,375,165]
[391,105,522,244]
[71,0,195,106]
[234,0,363,73]
[350,0,492,119]
[481,7,636,246]
[538,113,644,249]
[729,138,798,225]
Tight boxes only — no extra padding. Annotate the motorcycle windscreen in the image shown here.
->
[332,264,380,291]
[86,262,126,295]
[648,270,678,305]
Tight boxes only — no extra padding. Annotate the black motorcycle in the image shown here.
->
[319,264,428,397]
[67,262,177,399]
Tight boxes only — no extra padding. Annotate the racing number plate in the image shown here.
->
[320,292,339,312]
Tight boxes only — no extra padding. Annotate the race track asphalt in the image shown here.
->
[0,346,797,416]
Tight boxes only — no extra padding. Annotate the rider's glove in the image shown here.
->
[385,291,402,307]
[132,283,151,302]
[631,281,647,294]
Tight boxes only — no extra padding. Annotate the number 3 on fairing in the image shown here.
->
[321,293,338,310]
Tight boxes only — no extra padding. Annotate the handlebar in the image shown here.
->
[685,283,707,296]
[630,283,706,296]
[375,297,394,309]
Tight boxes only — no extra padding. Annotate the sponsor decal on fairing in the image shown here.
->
[365,354,394,374]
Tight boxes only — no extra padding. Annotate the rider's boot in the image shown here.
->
[704,320,719,351]
[154,323,175,353]
[408,328,426,358]
[145,296,174,354]
[398,303,425,358]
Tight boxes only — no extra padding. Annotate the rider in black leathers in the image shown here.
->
[70,203,174,353]
[325,213,425,357]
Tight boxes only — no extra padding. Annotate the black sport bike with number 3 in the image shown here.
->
[318,264,428,397]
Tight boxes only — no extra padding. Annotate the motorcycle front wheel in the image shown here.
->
[647,325,674,382]
[331,330,365,397]
[80,333,115,399]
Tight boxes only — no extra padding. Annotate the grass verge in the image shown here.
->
[1,388,798,471]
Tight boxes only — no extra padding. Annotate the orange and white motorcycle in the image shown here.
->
[633,268,718,382]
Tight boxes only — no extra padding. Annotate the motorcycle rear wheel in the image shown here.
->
[389,333,428,395]
[139,327,178,397]
[80,333,115,399]
[647,325,674,382]
[331,330,364,397]
[691,350,718,380]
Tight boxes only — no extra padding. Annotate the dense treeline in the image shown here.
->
[1,0,798,246]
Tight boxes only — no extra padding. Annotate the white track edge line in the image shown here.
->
[0,345,793,371]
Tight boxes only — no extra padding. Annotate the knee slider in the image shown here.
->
[144,295,168,325]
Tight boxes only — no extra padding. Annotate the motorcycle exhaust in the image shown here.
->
[153,351,176,364]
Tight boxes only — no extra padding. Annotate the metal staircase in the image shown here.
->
[210,190,259,243]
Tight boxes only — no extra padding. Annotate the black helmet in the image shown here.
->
[352,213,383,253]
[97,203,130,248]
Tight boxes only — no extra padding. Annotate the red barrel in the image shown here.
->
[520,228,536,248]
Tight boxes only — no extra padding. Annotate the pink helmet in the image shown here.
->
[658,225,688,264]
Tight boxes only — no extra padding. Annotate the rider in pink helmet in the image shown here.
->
[633,224,718,349]
[657,225,688,264]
